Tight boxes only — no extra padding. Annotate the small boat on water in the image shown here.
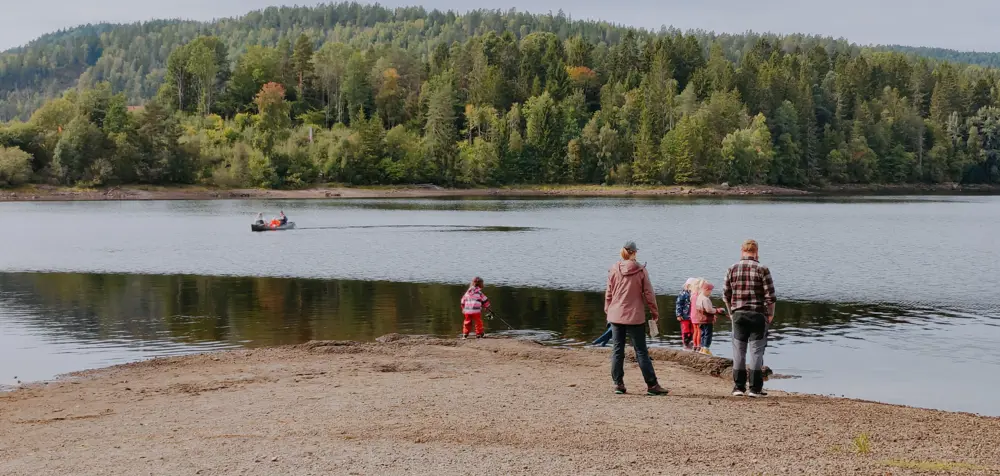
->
[251,222,296,232]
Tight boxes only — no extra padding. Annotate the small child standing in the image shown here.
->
[690,279,724,355]
[675,278,696,349]
[460,277,491,339]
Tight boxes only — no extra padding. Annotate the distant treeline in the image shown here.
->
[1,2,999,189]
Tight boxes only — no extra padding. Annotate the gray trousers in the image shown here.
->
[731,311,768,392]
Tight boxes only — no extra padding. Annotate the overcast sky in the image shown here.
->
[1,0,997,52]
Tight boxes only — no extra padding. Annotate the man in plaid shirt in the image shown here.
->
[724,239,776,398]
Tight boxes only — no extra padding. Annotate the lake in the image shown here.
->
[1,196,998,415]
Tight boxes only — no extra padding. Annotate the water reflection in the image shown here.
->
[3,272,999,414]
[0,271,988,351]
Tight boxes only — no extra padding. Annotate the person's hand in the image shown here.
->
[676,315,683,321]
[766,315,774,324]
[652,315,659,322]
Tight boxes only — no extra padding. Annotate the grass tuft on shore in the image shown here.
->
[853,432,872,455]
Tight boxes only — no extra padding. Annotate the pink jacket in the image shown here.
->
[605,260,659,325]
[690,294,717,325]
[461,287,490,314]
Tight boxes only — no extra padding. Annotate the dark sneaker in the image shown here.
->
[614,384,627,395]
[732,389,746,397]
[646,385,669,396]
[476,334,485,339]
[747,390,768,398]
[462,334,469,339]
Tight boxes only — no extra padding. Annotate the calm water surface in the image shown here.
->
[0,197,997,415]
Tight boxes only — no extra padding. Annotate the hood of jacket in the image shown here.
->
[617,259,645,277]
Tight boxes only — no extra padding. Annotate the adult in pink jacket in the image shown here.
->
[605,241,668,396]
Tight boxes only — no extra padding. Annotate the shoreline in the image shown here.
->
[1,336,996,475]
[2,183,998,202]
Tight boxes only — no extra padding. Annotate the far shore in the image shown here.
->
[1,335,997,475]
[2,182,998,203]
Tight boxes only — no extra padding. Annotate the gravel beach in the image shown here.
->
[1,336,996,475]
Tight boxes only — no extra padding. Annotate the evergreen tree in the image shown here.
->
[423,73,458,183]
[292,34,316,95]
[524,92,564,182]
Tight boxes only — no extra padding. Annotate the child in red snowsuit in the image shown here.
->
[460,277,491,339]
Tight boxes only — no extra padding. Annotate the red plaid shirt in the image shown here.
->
[723,257,776,315]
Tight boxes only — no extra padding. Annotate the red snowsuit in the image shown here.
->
[460,286,490,336]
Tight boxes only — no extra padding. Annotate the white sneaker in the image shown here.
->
[732,390,745,397]
[747,390,767,398]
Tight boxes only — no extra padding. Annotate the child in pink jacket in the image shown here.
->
[460,277,491,339]
[690,279,724,355]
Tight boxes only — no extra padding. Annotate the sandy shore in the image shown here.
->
[1,336,996,475]
[3,183,996,202]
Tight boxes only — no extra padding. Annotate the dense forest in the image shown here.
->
[1,2,999,189]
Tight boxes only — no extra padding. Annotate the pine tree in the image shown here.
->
[631,122,660,184]
[292,34,316,96]
[524,92,564,182]
[661,119,695,184]
[930,64,965,124]
[770,100,804,185]
[343,51,373,123]
[423,74,458,184]
[565,35,593,68]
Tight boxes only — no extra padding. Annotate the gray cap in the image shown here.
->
[623,241,638,252]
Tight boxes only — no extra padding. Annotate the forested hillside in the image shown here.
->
[5,3,1000,122]
[0,4,861,121]
[1,2,999,190]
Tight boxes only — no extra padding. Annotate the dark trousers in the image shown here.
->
[731,311,768,392]
[699,323,714,348]
[611,323,658,387]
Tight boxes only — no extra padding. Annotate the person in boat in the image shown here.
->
[254,213,265,225]
[267,211,288,228]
